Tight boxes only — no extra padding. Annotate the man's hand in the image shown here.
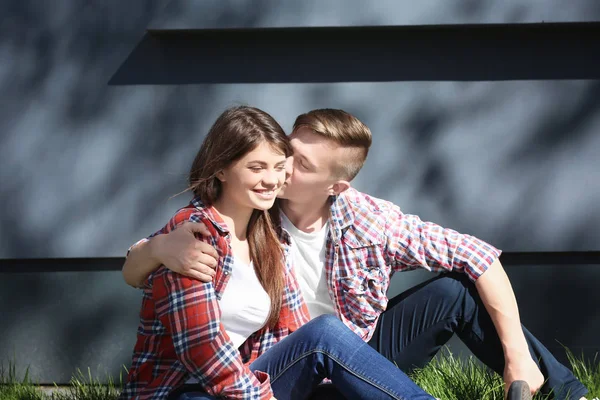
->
[474,259,544,397]
[153,221,219,282]
[503,354,544,396]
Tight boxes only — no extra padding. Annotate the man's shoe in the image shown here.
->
[507,380,532,400]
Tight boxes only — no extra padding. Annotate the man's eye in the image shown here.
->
[276,165,286,171]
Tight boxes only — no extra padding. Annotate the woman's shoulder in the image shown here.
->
[163,202,211,233]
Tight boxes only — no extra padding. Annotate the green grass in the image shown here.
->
[1,349,599,400]
[409,349,507,400]
[0,364,44,400]
[0,366,121,400]
[409,347,600,399]
[565,348,600,399]
[49,369,121,400]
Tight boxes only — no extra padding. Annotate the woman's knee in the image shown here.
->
[302,315,363,352]
[306,315,352,339]
[310,314,344,330]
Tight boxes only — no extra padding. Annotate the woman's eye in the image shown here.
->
[249,167,262,172]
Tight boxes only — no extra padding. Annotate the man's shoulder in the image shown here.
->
[339,187,399,216]
[335,188,401,246]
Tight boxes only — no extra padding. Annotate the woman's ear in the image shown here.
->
[216,170,226,182]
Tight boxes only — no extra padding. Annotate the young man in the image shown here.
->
[123,109,588,400]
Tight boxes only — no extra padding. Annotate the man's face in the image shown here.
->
[277,126,342,204]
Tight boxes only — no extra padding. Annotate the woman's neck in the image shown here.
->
[212,199,253,241]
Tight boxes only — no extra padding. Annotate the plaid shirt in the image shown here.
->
[120,198,310,400]
[325,188,502,341]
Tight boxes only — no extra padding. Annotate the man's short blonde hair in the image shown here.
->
[293,109,372,181]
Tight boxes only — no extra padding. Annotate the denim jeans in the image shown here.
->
[367,272,588,400]
[173,314,434,400]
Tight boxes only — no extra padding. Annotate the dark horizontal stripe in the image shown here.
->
[0,257,126,273]
[499,251,600,266]
[109,22,600,85]
[1,252,599,273]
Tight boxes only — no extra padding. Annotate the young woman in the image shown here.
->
[119,106,435,400]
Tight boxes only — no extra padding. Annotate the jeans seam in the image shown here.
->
[269,348,406,400]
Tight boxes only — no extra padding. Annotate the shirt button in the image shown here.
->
[224,271,230,275]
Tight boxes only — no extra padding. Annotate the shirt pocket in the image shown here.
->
[339,227,388,325]
[340,265,387,325]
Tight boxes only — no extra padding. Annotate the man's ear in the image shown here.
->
[216,170,226,182]
[329,180,350,196]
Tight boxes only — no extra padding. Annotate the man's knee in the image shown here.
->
[430,272,478,304]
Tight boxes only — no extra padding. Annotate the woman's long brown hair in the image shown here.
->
[188,106,291,328]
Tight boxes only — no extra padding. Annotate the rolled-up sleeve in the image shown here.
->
[384,206,501,281]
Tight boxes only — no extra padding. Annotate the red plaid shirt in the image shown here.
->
[120,199,310,400]
[325,188,502,341]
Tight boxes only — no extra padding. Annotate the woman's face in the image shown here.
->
[218,141,288,211]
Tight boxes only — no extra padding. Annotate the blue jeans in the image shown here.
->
[173,315,434,400]
[367,272,588,400]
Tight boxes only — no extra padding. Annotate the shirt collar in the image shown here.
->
[329,190,356,231]
[190,196,230,235]
[191,196,291,246]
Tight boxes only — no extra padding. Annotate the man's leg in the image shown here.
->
[167,384,217,400]
[368,272,587,400]
[250,314,435,400]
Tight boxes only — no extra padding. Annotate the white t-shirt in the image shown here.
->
[219,257,271,348]
[280,212,336,319]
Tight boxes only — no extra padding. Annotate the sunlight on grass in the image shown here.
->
[409,348,506,400]
[566,347,600,399]
[0,364,122,400]
[0,364,44,400]
[410,347,600,399]
[50,368,121,400]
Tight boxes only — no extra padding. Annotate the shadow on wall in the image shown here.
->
[0,1,209,258]
[360,80,600,252]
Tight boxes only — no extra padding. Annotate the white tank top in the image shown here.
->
[219,257,271,348]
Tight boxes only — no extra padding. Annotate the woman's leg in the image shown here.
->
[250,314,435,400]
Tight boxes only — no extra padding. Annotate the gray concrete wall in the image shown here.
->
[2,2,600,259]
[1,0,599,385]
